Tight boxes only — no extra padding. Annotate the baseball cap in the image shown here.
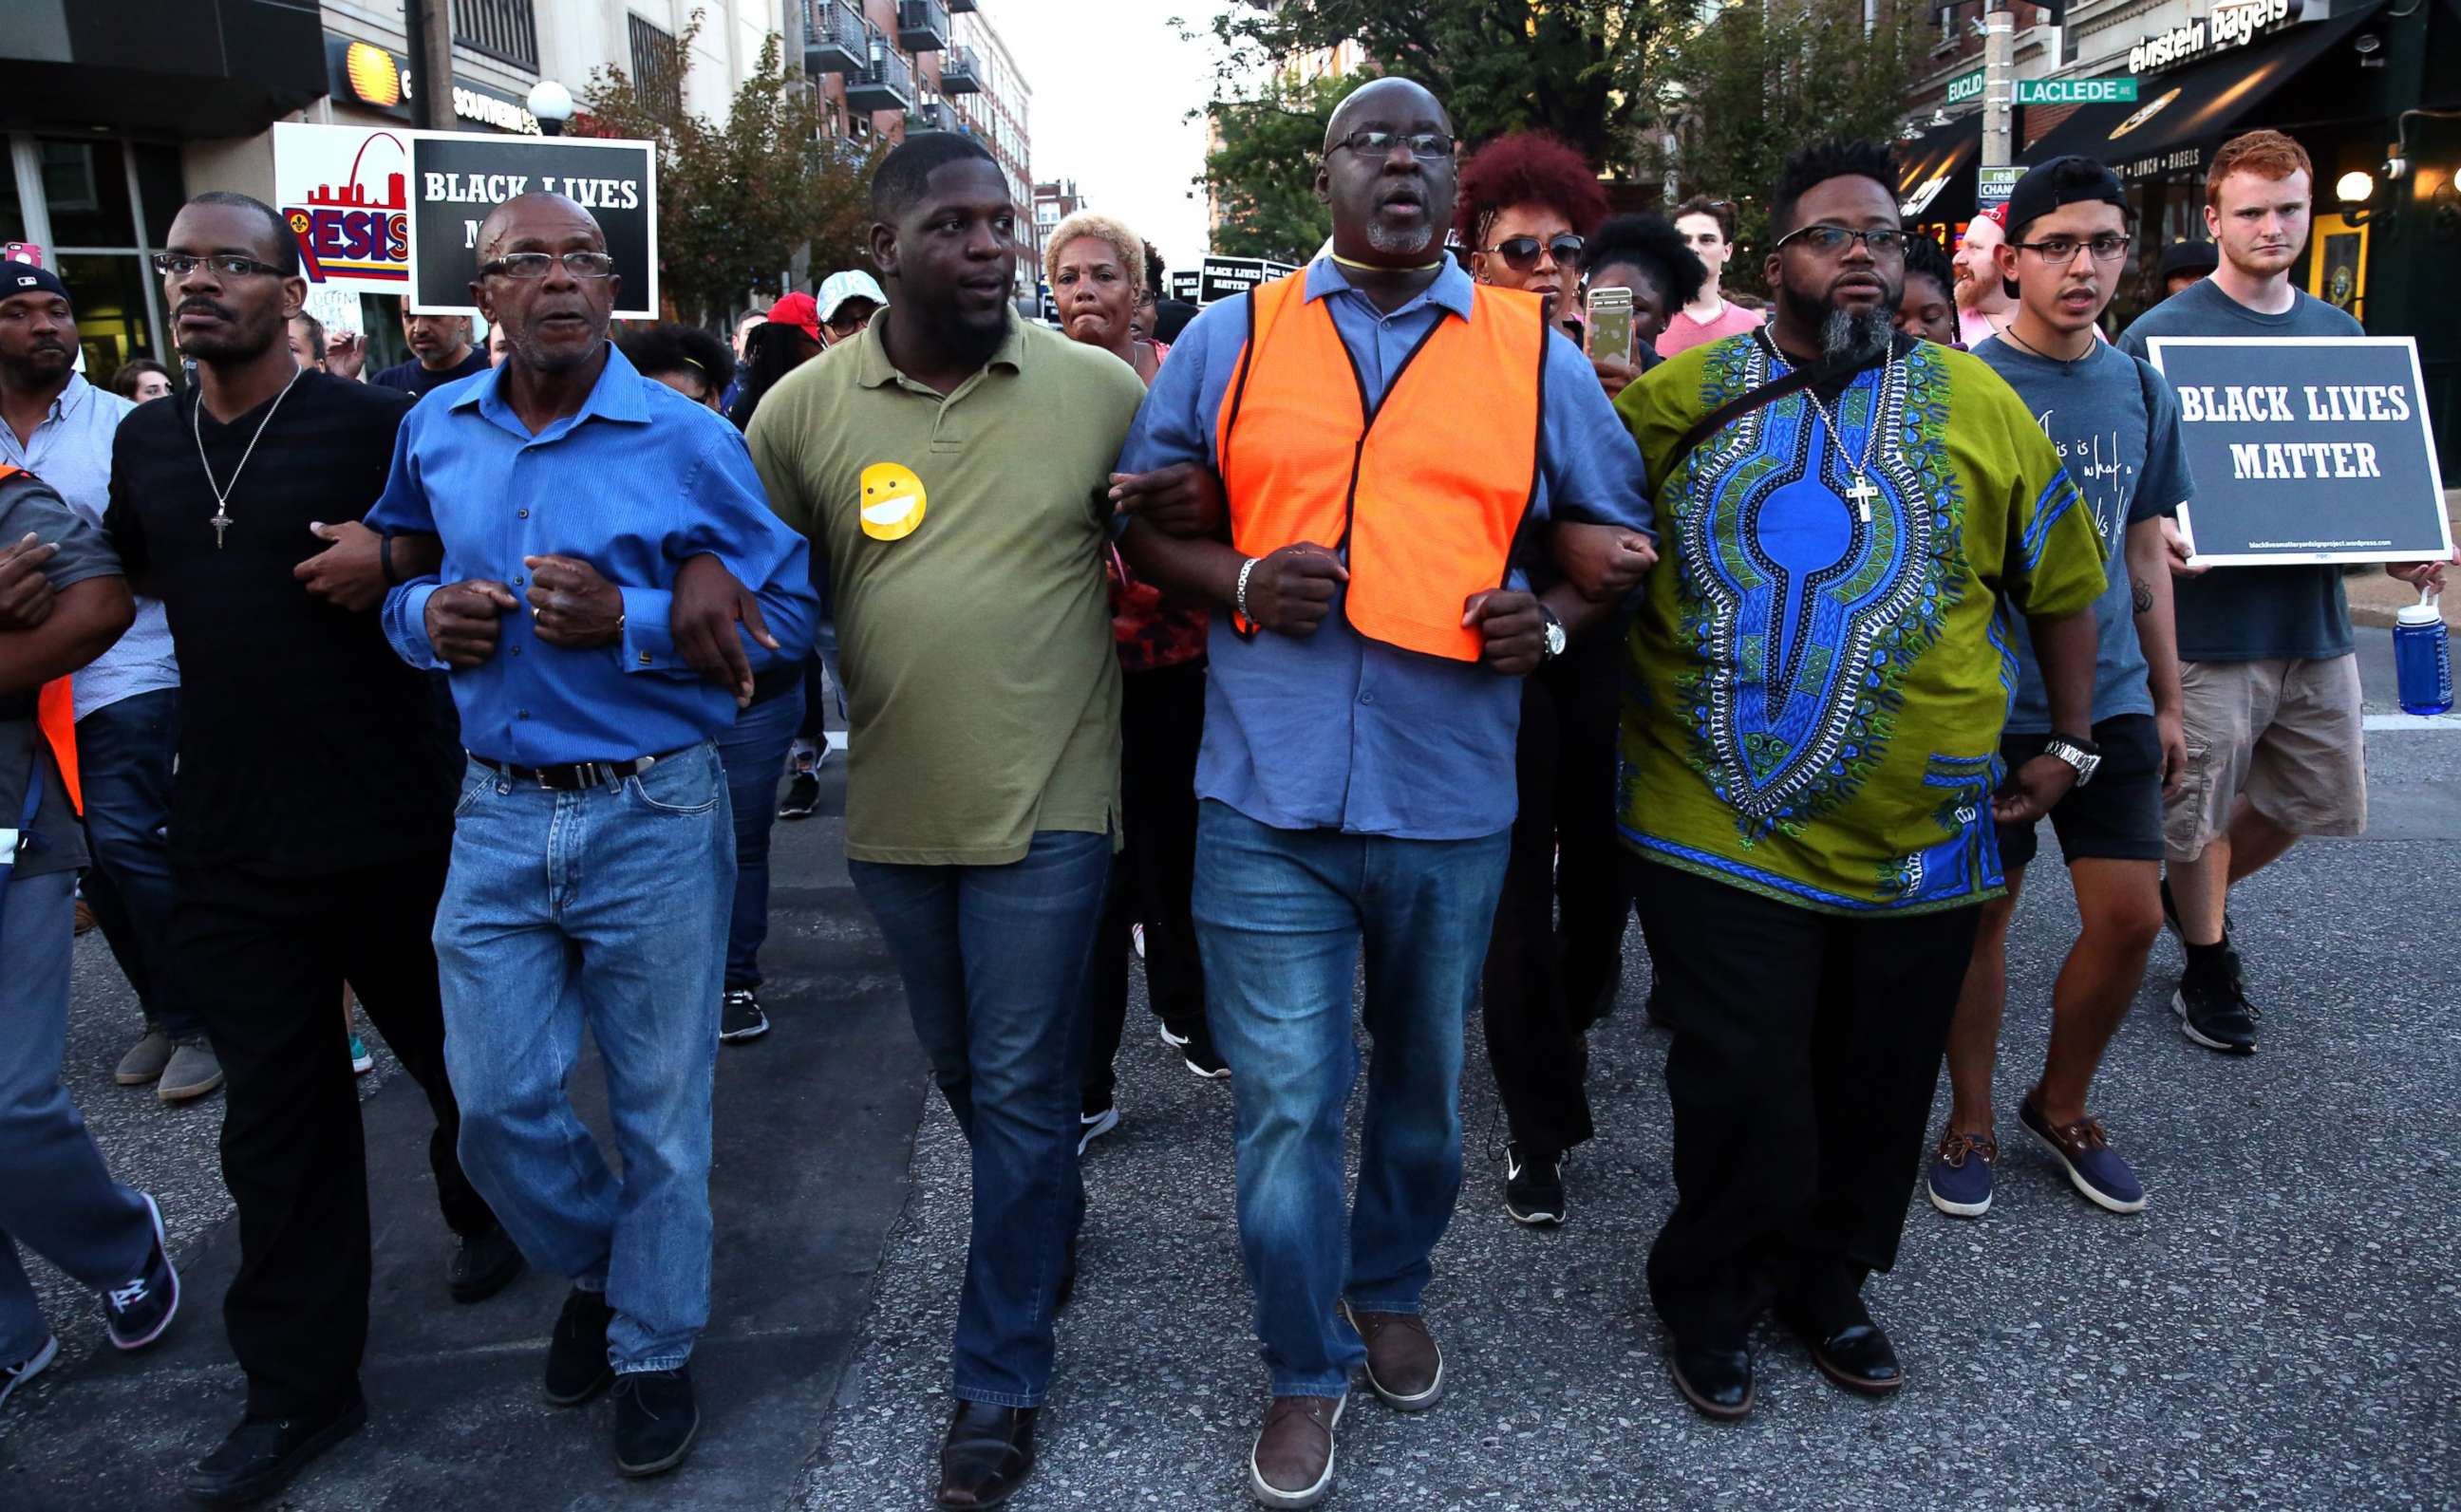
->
[2158,238,2220,279]
[1,264,71,308]
[2003,156,2129,242]
[765,291,821,343]
[815,270,889,324]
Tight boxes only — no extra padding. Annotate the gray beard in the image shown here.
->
[1364,219,1435,256]
[1821,306,1894,364]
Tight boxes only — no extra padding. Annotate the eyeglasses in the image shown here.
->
[1485,234,1585,271]
[1773,225,1908,256]
[2012,233,2132,264]
[479,251,619,280]
[1330,129,1456,160]
[151,253,289,279]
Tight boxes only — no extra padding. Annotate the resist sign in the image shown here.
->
[2145,336,2452,565]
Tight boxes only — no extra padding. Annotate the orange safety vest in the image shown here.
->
[0,464,82,814]
[1214,271,1547,663]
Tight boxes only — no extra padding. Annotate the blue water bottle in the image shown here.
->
[2394,588,2452,717]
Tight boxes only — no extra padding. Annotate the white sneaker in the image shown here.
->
[1078,1102,1119,1155]
[1,1334,58,1411]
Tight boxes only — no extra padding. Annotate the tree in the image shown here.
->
[1199,1,1681,169]
[1650,0,1926,293]
[1203,72,1369,263]
[574,12,877,325]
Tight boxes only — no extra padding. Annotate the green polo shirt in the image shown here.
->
[745,312,1146,866]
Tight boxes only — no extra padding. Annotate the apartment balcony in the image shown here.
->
[937,44,980,93]
[804,0,866,75]
[846,38,915,114]
[910,99,948,132]
[897,0,951,53]
[949,0,977,11]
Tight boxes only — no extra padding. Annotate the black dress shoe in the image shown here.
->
[543,1287,616,1406]
[185,1395,366,1505]
[1794,1318,1905,1396]
[937,1400,1037,1509]
[447,1223,526,1303]
[1668,1341,1754,1420]
[612,1367,699,1478]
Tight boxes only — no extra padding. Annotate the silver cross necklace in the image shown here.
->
[192,367,303,549]
[1795,353,1894,523]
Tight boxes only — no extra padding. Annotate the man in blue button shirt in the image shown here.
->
[1114,78,1652,1509]
[368,192,814,1480]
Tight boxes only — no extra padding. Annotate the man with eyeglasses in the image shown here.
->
[1614,140,2106,1419]
[1926,157,2196,1225]
[1114,77,1649,1507]
[366,191,816,1480]
[103,193,520,1505]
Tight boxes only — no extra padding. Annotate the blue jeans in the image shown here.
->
[434,742,731,1374]
[849,830,1110,1409]
[0,869,155,1363]
[715,686,802,990]
[75,690,201,1039]
[1193,801,1511,1397]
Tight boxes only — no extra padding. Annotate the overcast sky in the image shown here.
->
[993,0,1239,271]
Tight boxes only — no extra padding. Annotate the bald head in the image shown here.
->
[1323,78,1451,157]
[479,191,602,264]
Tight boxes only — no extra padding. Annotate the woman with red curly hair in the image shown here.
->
[1454,131,1606,342]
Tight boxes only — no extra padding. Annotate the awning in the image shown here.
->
[1898,112,1981,218]
[2020,5,2383,179]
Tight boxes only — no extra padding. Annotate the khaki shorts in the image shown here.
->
[2164,654,2366,858]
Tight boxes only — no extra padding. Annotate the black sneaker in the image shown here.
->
[1504,1144,1566,1226]
[1,1334,57,1411]
[2173,951,2261,1055]
[185,1395,366,1505]
[776,772,820,821]
[612,1367,699,1478]
[447,1223,526,1303]
[544,1287,617,1406]
[720,988,770,1044]
[1159,1020,1230,1079]
[103,1193,179,1351]
[1078,1095,1119,1156]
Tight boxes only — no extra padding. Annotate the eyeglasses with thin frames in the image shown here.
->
[2011,233,2132,264]
[479,251,619,280]
[1329,129,1455,160]
[1772,225,1909,256]
[151,253,289,279]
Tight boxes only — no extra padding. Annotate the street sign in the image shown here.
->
[2146,337,2454,567]
[1944,67,1986,107]
[2015,77,2140,104]
[1978,166,2024,211]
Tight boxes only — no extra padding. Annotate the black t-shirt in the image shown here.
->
[104,371,459,875]
[372,347,491,398]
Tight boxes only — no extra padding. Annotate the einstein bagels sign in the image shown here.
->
[2129,0,2302,76]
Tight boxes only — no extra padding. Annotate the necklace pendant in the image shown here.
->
[1844,475,1880,523]
[210,507,231,549]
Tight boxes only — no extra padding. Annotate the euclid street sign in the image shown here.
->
[2016,77,2140,104]
[1944,68,1986,106]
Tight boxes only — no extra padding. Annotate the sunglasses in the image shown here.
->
[1485,234,1585,271]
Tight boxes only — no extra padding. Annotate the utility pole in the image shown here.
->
[404,0,457,133]
[1982,0,2015,168]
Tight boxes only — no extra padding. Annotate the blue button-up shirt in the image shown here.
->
[371,345,816,766]
[1118,254,1652,840]
[3,373,178,719]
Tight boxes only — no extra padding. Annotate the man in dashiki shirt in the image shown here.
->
[1611,141,2108,1421]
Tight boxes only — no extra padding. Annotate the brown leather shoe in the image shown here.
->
[1249,1393,1343,1509]
[1342,1302,1444,1410]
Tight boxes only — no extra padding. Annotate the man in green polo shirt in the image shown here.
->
[743,133,1144,1512]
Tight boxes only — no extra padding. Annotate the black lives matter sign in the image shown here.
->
[2147,336,2453,566]
[405,135,659,319]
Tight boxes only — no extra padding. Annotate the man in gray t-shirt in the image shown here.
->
[2112,131,2450,1057]
[0,461,183,1394]
[1927,158,2196,1227]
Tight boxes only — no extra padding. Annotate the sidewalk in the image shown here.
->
[796,786,2461,1509]
[0,760,930,1512]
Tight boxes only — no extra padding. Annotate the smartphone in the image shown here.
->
[1586,286,1634,367]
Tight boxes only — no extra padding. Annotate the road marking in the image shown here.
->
[2363,713,2461,731]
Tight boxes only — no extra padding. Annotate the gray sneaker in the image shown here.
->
[116,1029,177,1086]
[158,1039,225,1104]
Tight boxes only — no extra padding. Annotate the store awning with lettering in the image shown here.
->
[1898,112,1982,220]
[2020,5,2383,181]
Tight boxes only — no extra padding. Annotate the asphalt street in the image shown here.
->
[6,630,2458,1510]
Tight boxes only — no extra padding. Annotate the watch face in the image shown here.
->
[1546,622,1568,655]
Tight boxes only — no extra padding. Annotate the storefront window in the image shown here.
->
[38,139,140,250]
[58,253,159,386]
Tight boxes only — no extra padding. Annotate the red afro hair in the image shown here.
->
[1452,131,1606,249]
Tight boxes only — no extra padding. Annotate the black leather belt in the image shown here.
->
[473,747,686,792]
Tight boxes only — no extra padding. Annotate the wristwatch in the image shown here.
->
[2042,732,2102,787]
[1539,605,1568,662]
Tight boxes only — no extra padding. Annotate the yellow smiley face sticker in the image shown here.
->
[858,462,927,541]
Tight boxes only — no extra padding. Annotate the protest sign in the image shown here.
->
[1197,255,1298,306]
[274,121,417,295]
[2146,336,2452,565]
[406,134,658,318]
